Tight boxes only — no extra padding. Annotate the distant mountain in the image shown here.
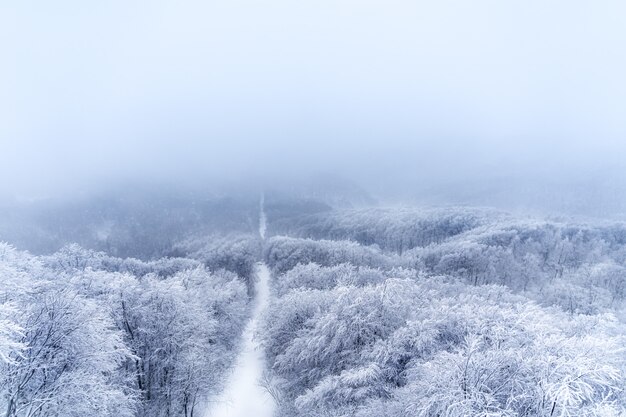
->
[266,174,377,209]
[404,173,626,220]
[0,185,260,258]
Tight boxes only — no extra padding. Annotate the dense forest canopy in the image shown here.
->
[3,1,626,415]
[1,188,625,416]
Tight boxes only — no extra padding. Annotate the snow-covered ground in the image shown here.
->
[259,193,267,239]
[205,199,275,417]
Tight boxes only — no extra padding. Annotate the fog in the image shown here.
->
[4,4,626,416]
[2,0,626,213]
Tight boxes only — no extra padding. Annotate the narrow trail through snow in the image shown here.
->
[205,195,275,417]
[259,192,267,240]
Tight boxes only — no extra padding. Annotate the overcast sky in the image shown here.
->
[1,0,625,198]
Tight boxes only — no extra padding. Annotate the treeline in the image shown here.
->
[265,236,399,275]
[173,233,262,294]
[272,207,626,314]
[269,207,495,253]
[410,219,626,314]
[260,208,626,416]
[0,242,250,417]
[0,189,260,259]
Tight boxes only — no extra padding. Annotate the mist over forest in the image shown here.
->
[2,1,626,417]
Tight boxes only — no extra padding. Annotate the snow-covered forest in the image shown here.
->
[1,189,626,416]
[3,0,626,416]
[262,206,626,416]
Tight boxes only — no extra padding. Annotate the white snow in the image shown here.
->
[205,199,275,417]
[259,192,267,240]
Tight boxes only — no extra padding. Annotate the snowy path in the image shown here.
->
[205,196,275,417]
[259,193,267,240]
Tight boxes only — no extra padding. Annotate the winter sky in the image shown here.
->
[1,0,625,196]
